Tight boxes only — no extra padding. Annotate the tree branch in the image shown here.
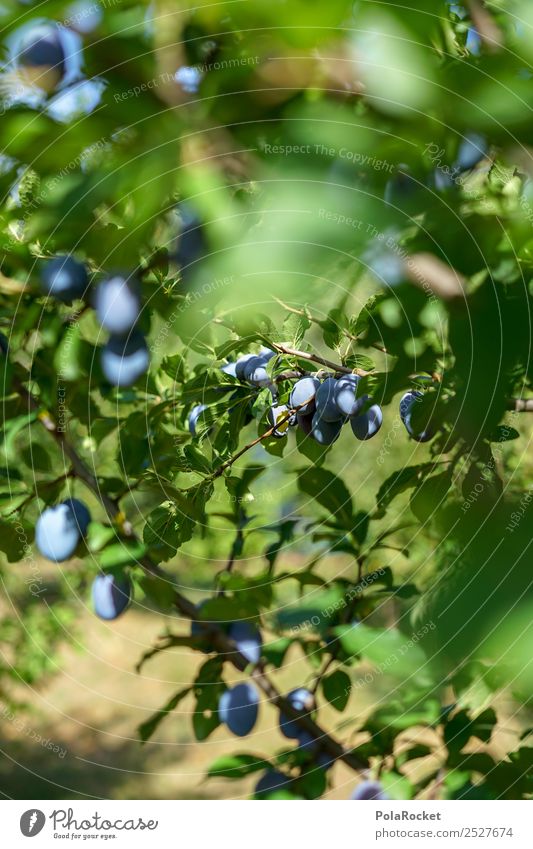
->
[507,398,533,413]
[13,372,366,773]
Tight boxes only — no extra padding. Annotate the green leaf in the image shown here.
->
[283,311,311,348]
[138,687,191,743]
[0,518,34,561]
[489,425,519,443]
[444,708,497,754]
[298,467,353,528]
[261,637,292,668]
[334,623,432,684]
[99,539,147,569]
[350,292,388,337]
[140,575,177,609]
[322,669,351,711]
[208,754,270,779]
[410,471,451,523]
[193,657,224,741]
[375,464,433,516]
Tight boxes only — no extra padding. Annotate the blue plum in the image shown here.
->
[455,132,487,172]
[334,374,363,418]
[350,780,389,800]
[350,404,383,440]
[255,770,291,799]
[229,621,262,665]
[289,376,320,415]
[315,378,343,422]
[311,413,342,445]
[92,573,131,620]
[235,353,255,380]
[297,412,314,436]
[384,165,425,214]
[95,275,141,335]
[101,331,149,387]
[244,353,274,387]
[362,241,405,287]
[279,688,314,739]
[35,499,91,562]
[41,255,88,302]
[189,403,208,436]
[220,361,237,378]
[174,203,207,273]
[18,25,66,88]
[399,390,432,442]
[218,682,259,737]
[63,498,91,536]
[268,404,291,438]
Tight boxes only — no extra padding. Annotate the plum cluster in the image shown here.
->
[190,349,433,446]
[40,257,149,387]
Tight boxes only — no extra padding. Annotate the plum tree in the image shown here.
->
[350,404,383,441]
[2,0,532,807]
[289,376,320,414]
[228,621,262,665]
[279,688,315,739]
[218,682,259,737]
[100,331,149,387]
[350,780,388,800]
[95,276,141,335]
[40,256,88,302]
[92,574,132,620]
[35,499,91,562]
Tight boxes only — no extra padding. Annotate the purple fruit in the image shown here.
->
[297,412,314,436]
[18,25,66,82]
[92,573,131,620]
[289,377,320,415]
[279,688,314,739]
[399,390,432,442]
[268,404,291,438]
[35,499,91,562]
[218,682,259,736]
[101,331,149,387]
[255,770,291,798]
[334,374,363,418]
[351,779,388,800]
[41,255,88,302]
[315,378,343,422]
[350,404,382,440]
[229,621,262,665]
[95,275,141,335]
[189,403,208,436]
[311,413,342,445]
